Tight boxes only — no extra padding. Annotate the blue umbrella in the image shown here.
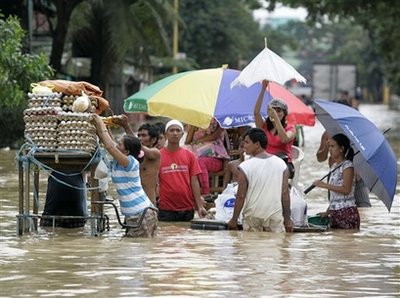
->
[314,99,397,211]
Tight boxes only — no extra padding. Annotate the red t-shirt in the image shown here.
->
[262,122,295,162]
[158,147,202,211]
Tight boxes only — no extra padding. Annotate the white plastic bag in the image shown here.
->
[98,177,109,192]
[94,159,110,192]
[94,159,109,179]
[214,183,242,223]
[290,186,307,227]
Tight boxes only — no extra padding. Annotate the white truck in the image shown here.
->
[312,63,357,100]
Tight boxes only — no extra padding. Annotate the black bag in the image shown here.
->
[274,152,295,179]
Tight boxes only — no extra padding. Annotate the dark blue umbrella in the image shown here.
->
[314,99,397,211]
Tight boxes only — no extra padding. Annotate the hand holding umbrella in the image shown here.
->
[267,104,280,124]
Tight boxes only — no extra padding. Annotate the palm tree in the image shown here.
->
[70,0,175,90]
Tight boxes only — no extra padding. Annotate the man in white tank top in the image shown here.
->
[228,128,293,233]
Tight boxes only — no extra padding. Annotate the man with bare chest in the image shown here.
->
[137,123,161,205]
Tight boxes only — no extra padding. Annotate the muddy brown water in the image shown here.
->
[0,104,399,297]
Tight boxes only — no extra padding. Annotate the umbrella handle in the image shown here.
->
[303,172,330,195]
[303,184,315,195]
[303,154,355,195]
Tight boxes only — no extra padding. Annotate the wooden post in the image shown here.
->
[33,167,40,231]
[172,0,179,74]
[89,166,102,232]
[24,160,31,234]
[18,159,24,236]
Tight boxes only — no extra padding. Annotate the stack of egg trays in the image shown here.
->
[23,92,63,151]
[57,111,98,153]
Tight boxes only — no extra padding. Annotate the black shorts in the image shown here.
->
[158,209,194,222]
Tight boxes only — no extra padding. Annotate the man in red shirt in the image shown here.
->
[158,120,207,221]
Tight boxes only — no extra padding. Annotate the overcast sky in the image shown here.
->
[253,4,308,25]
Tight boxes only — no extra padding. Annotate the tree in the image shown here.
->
[0,15,53,148]
[280,19,384,101]
[266,0,400,94]
[69,0,175,89]
[179,0,264,69]
[35,0,84,73]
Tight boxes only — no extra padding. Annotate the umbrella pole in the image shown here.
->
[304,162,346,194]
[304,152,360,195]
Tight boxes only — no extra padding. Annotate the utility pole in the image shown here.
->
[172,0,179,74]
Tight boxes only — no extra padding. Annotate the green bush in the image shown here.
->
[0,15,53,148]
[0,102,26,148]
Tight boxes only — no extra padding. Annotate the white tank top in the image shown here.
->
[239,155,287,219]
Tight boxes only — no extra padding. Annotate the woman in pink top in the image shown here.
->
[185,118,230,196]
[254,80,296,177]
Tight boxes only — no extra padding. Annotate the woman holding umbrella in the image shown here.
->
[254,80,296,178]
[313,133,360,229]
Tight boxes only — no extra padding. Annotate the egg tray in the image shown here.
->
[57,111,93,122]
[26,92,62,108]
[25,128,58,139]
[57,115,97,153]
[24,114,59,143]
[57,133,97,146]
[27,92,63,100]
[56,144,97,153]
[61,95,97,112]
[24,116,59,125]
[33,139,58,151]
[23,107,62,117]
[28,98,61,108]
[23,109,98,153]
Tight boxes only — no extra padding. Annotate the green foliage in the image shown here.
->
[0,15,53,148]
[266,0,400,93]
[179,0,264,69]
[280,20,368,78]
[279,19,386,100]
[70,0,176,88]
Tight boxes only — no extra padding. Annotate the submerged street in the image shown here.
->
[0,103,399,297]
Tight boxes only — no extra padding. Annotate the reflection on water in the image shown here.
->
[0,104,399,297]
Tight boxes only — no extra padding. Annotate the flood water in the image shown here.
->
[0,104,399,297]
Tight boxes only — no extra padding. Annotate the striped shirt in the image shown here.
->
[112,155,152,217]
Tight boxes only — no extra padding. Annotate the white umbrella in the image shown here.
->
[231,39,306,88]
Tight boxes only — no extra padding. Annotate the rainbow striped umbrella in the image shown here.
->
[123,67,315,128]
